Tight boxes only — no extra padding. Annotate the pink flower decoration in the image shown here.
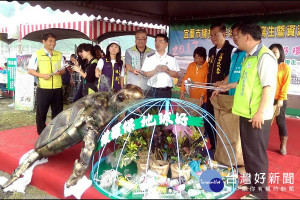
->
[165,124,193,138]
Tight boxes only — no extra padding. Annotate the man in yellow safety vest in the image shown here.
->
[28,32,65,135]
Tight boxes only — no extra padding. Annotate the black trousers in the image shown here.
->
[36,87,63,135]
[73,82,83,102]
[275,100,288,136]
[240,116,271,199]
[204,91,216,150]
[150,87,172,98]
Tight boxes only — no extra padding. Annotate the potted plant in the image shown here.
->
[114,129,148,168]
[149,126,172,176]
[164,125,207,181]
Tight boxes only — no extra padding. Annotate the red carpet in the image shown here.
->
[229,151,300,199]
[0,126,107,199]
[268,117,300,157]
[230,117,300,199]
[0,118,299,199]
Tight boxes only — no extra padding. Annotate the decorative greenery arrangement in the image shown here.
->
[114,127,151,168]
[113,121,208,169]
[112,103,207,169]
[164,125,207,165]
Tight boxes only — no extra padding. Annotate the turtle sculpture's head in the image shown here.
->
[109,85,144,116]
[110,84,144,108]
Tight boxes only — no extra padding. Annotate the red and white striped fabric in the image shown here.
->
[0,26,8,33]
[19,21,91,40]
[19,20,166,41]
[90,20,166,40]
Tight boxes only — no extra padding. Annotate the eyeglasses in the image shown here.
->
[209,32,222,38]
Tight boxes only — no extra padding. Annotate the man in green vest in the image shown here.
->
[28,32,65,135]
[218,22,277,199]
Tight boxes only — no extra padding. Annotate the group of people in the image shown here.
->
[180,21,291,199]
[27,29,180,135]
[70,29,180,103]
[27,21,291,199]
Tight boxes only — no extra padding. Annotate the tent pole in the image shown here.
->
[18,39,22,55]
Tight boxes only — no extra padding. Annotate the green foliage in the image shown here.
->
[162,126,207,165]
[172,84,181,92]
[113,122,207,168]
[148,108,159,116]
[171,156,178,161]
[115,129,149,168]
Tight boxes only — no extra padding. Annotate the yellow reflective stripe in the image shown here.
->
[111,66,114,89]
[88,88,95,94]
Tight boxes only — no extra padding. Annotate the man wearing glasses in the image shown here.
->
[206,23,235,153]
[215,22,277,199]
[125,29,154,97]
[142,34,180,98]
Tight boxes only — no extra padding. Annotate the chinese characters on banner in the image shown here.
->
[100,112,203,147]
[181,24,300,40]
[15,55,35,111]
[6,58,17,91]
[169,15,300,96]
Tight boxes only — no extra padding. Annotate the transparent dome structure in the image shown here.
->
[91,98,239,199]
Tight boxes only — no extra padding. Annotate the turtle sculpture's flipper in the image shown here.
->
[66,126,98,187]
[1,151,40,188]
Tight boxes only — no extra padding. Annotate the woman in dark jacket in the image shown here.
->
[72,44,98,98]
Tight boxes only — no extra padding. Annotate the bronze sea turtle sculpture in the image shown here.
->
[1,84,144,189]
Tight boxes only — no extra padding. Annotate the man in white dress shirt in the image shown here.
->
[141,34,180,98]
